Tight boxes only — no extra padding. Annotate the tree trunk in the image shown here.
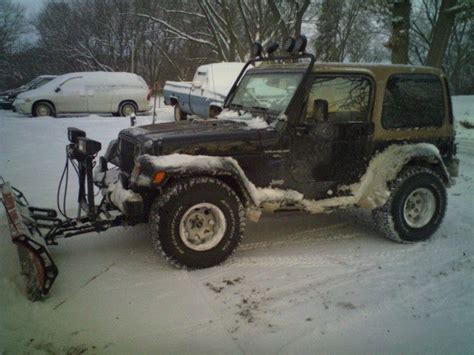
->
[425,0,459,68]
[391,0,411,64]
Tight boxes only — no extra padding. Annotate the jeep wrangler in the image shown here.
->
[1,36,459,300]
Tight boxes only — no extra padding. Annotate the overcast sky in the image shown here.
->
[13,0,46,17]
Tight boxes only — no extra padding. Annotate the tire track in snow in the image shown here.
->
[238,222,352,252]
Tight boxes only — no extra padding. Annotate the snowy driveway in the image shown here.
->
[0,106,473,354]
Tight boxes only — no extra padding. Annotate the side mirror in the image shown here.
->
[312,99,329,122]
[55,87,61,93]
[192,81,202,89]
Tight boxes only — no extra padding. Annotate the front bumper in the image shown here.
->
[93,165,144,217]
[13,100,32,114]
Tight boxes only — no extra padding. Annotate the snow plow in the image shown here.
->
[1,181,58,300]
[0,128,134,301]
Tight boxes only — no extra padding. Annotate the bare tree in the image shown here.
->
[425,0,472,67]
[390,0,411,64]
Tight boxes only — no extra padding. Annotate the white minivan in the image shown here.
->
[13,72,152,117]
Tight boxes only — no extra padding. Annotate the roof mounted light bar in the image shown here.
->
[224,35,314,109]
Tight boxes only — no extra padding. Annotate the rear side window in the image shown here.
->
[382,74,445,129]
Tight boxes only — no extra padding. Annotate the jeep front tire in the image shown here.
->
[373,166,447,243]
[149,177,245,268]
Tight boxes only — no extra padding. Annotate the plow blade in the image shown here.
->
[1,181,58,301]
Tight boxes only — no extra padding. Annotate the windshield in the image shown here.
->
[31,78,54,89]
[230,72,303,114]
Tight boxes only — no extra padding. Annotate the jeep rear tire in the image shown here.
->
[149,177,245,269]
[174,105,187,122]
[373,166,447,243]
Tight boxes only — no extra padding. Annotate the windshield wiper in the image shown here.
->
[229,103,244,110]
[251,106,269,113]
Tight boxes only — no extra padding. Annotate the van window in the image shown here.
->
[60,77,83,87]
[306,75,371,122]
[382,74,445,129]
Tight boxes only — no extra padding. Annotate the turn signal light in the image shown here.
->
[153,171,166,185]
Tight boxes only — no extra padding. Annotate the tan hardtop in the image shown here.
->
[257,61,444,77]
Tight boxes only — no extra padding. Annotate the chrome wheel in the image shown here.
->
[403,187,436,228]
[179,203,227,251]
[36,104,51,117]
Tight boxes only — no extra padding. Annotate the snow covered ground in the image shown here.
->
[0,97,473,354]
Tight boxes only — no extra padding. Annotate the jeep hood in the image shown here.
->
[119,119,269,156]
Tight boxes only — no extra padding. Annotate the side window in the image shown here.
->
[306,76,371,123]
[60,77,83,88]
[382,74,445,129]
[193,69,208,87]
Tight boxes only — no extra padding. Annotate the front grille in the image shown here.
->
[118,136,139,174]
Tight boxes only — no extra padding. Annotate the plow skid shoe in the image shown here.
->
[1,181,58,301]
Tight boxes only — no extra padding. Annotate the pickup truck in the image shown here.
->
[163,62,245,121]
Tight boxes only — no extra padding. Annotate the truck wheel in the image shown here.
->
[174,105,187,121]
[373,166,447,243]
[33,101,55,117]
[149,177,245,269]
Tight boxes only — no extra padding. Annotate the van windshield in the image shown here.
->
[229,72,303,114]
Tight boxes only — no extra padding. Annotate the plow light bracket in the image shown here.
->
[77,137,101,156]
[251,42,263,59]
[292,35,308,55]
[265,42,279,57]
[284,37,296,53]
[67,127,86,143]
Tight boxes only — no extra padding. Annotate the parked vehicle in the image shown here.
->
[164,62,246,121]
[13,72,152,117]
[1,36,459,301]
[0,75,57,110]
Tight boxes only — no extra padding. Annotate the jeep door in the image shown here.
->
[54,77,88,113]
[290,74,374,188]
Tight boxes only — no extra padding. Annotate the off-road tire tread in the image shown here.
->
[373,166,447,243]
[148,176,245,269]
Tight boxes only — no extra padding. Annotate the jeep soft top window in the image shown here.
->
[230,72,303,113]
[382,74,445,129]
[305,75,371,123]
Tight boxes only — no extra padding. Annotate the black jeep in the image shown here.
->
[1,37,459,300]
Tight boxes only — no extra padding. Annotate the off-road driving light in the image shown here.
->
[251,42,263,59]
[77,137,101,156]
[265,42,279,57]
[293,35,308,55]
[67,127,86,143]
[153,171,166,185]
[284,37,296,53]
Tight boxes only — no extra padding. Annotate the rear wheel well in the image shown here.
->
[209,105,222,118]
[118,100,138,111]
[169,98,178,106]
[405,158,449,184]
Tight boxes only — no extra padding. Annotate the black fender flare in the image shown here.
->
[131,154,261,220]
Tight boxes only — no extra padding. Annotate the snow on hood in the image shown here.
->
[217,109,269,129]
